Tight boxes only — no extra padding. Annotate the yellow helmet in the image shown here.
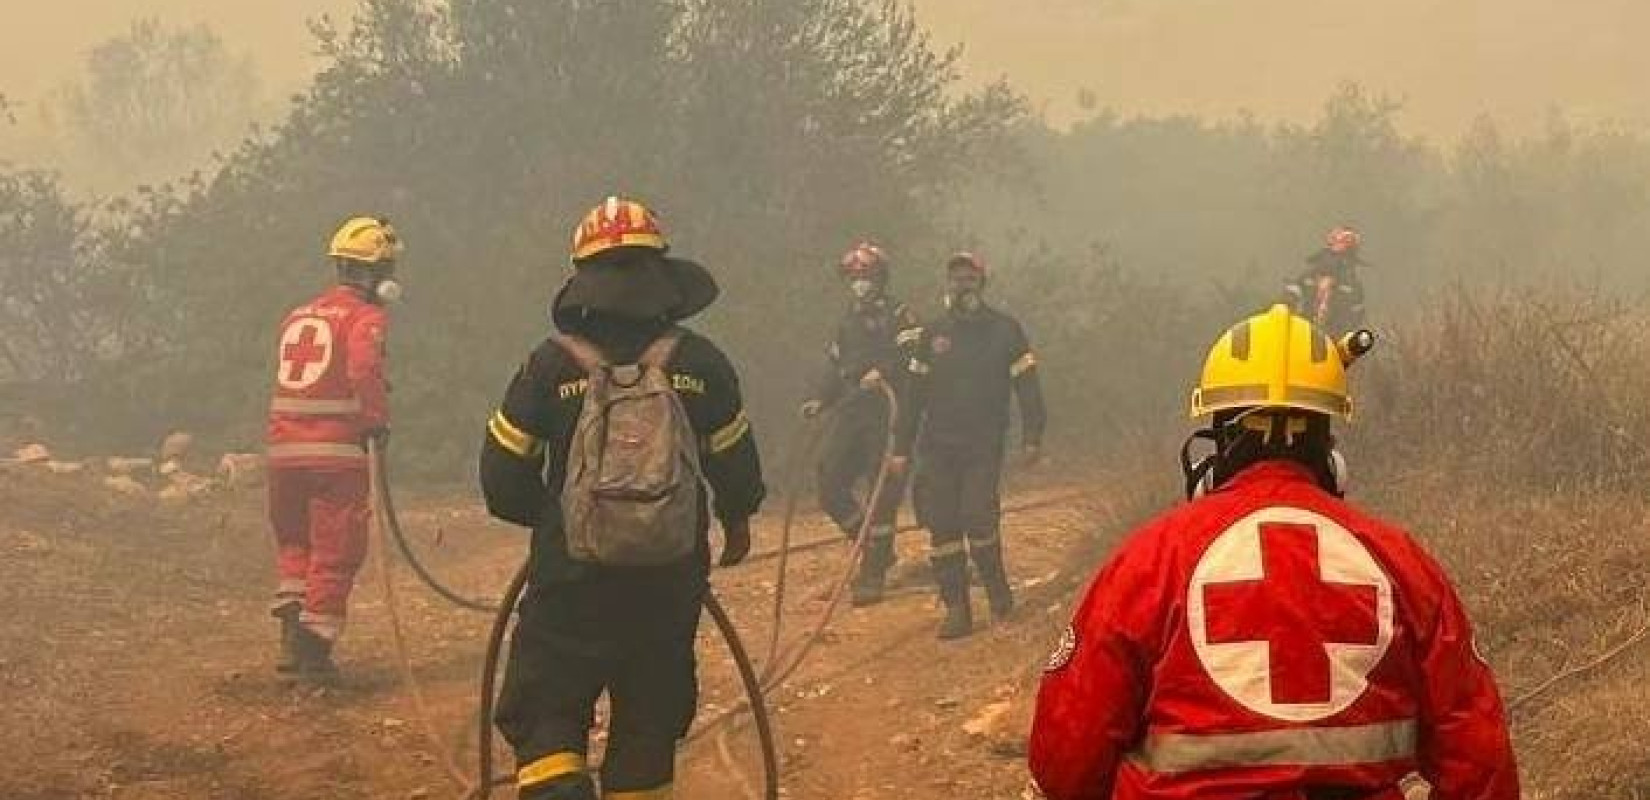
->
[1190,304,1361,420]
[328,217,403,265]
[570,197,668,262]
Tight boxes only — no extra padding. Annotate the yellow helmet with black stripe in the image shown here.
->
[1190,304,1361,421]
[329,216,403,265]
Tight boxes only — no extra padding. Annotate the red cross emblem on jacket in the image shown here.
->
[1028,461,1520,800]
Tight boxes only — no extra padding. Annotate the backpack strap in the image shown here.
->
[550,333,609,377]
[639,327,686,371]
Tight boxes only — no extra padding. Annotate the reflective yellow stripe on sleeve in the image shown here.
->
[708,410,751,455]
[907,357,931,375]
[1010,351,1038,378]
[488,410,543,458]
[517,751,586,788]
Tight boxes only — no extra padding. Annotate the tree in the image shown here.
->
[97,0,1025,472]
[58,19,264,191]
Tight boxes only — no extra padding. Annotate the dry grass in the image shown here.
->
[1345,290,1650,797]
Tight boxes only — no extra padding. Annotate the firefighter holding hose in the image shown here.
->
[480,197,766,800]
[799,242,924,605]
[265,216,402,684]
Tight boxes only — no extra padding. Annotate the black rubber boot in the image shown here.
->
[970,541,1015,621]
[292,625,340,686]
[934,558,973,640]
[271,601,301,674]
[851,528,896,607]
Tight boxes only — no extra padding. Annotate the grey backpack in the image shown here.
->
[553,329,704,566]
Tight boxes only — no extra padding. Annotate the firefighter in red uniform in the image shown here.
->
[266,217,401,682]
[799,242,923,604]
[1029,305,1519,800]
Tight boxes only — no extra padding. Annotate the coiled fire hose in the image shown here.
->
[366,440,778,800]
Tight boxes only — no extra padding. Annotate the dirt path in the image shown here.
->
[0,472,1123,799]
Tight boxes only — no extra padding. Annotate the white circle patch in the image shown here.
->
[1186,506,1394,722]
[276,318,335,390]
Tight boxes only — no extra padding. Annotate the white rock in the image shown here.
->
[962,700,1013,738]
[217,453,265,487]
[103,475,148,496]
[106,457,155,475]
[13,443,50,463]
[159,431,194,462]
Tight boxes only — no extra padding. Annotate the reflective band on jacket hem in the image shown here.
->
[270,396,362,414]
[266,442,366,460]
[1129,719,1417,774]
[931,541,967,559]
[517,751,587,788]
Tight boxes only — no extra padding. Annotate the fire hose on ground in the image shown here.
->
[366,440,779,800]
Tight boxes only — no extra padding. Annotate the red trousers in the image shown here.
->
[268,466,370,639]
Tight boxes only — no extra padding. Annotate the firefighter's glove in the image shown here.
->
[799,400,824,420]
[858,368,885,390]
[718,517,752,567]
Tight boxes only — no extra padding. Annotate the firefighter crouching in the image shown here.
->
[894,252,1047,640]
[266,216,403,683]
[480,197,766,800]
[1029,305,1519,800]
[799,242,923,605]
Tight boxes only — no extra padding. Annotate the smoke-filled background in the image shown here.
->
[4,0,1649,477]
[3,3,1650,798]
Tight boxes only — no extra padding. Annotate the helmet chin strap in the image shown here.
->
[1180,409,1345,500]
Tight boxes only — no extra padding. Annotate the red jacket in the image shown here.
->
[1030,461,1518,800]
[266,285,388,469]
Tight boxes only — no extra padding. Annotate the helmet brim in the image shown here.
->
[552,254,719,328]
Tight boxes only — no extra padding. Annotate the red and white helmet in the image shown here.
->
[839,242,888,281]
[1326,226,1362,255]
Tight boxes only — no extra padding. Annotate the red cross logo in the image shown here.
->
[1188,508,1393,722]
[277,318,334,390]
[1204,522,1379,704]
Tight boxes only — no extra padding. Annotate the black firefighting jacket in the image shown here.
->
[1285,249,1368,334]
[479,316,765,578]
[895,305,1046,455]
[808,296,923,410]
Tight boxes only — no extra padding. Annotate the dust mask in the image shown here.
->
[375,279,404,305]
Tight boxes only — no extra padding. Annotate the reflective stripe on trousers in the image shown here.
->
[266,442,366,460]
[1128,719,1416,774]
[271,396,362,414]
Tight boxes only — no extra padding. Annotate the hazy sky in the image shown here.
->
[1,0,1647,138]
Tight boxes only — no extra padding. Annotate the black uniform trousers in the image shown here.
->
[495,557,706,797]
[817,396,906,570]
[912,438,1008,600]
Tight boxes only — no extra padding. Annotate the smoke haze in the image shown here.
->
[2,0,1646,143]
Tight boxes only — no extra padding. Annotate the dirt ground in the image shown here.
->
[1,464,1645,799]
